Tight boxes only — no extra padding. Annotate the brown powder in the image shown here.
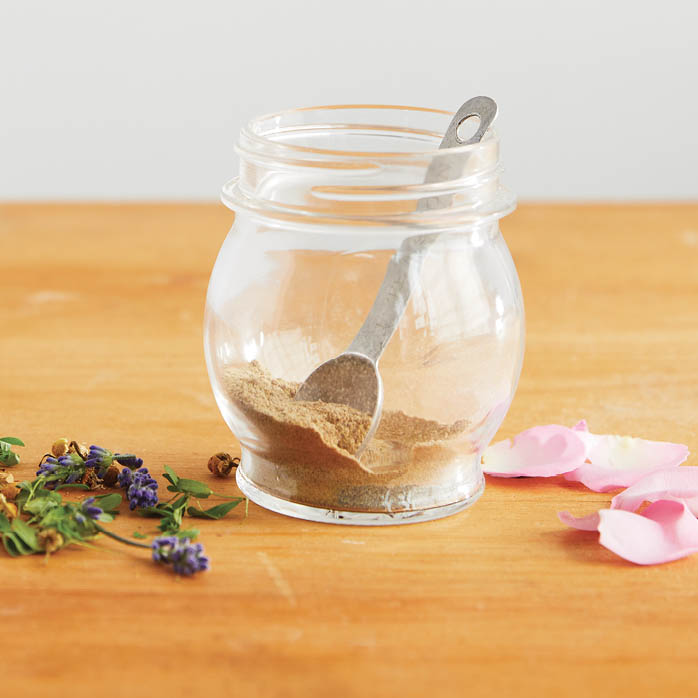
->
[223,362,372,470]
[223,361,474,512]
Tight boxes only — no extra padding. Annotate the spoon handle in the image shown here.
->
[346,97,498,364]
[347,234,433,362]
[439,96,497,149]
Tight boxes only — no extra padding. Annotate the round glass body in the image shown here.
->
[205,105,524,525]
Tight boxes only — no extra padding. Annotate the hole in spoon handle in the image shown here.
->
[440,96,498,149]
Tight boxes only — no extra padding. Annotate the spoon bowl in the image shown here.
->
[294,352,383,457]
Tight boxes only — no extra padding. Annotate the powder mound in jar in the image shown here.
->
[378,411,468,445]
[225,361,372,458]
[223,361,467,474]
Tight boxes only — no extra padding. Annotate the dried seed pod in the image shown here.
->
[0,484,19,501]
[80,469,99,489]
[0,493,18,520]
[51,438,70,458]
[101,465,120,487]
[0,471,15,486]
[38,529,64,553]
[207,452,239,478]
[69,441,89,461]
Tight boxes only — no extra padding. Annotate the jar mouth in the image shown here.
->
[239,104,496,161]
[227,104,515,228]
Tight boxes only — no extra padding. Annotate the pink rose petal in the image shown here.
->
[560,499,698,565]
[563,433,689,492]
[558,510,600,531]
[611,467,698,515]
[598,500,698,565]
[482,425,587,478]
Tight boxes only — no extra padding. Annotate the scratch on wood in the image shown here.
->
[0,607,23,616]
[178,389,215,408]
[257,551,297,608]
[84,370,120,390]
[680,229,698,247]
[26,290,79,304]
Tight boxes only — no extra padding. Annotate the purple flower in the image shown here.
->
[172,541,208,576]
[37,457,59,476]
[123,467,158,510]
[36,454,86,489]
[117,467,133,489]
[80,496,103,520]
[151,536,209,576]
[114,453,144,469]
[151,535,179,562]
[75,497,103,525]
[85,445,113,470]
[58,452,84,467]
[88,446,143,479]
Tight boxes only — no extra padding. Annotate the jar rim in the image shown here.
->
[239,104,497,161]
[227,103,515,228]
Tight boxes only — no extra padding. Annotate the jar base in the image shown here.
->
[236,462,485,526]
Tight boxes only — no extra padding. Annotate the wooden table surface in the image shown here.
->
[2,203,697,698]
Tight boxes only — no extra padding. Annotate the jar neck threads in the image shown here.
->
[223,104,515,229]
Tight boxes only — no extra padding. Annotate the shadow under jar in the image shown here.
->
[204,104,524,525]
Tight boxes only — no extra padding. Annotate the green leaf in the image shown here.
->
[11,518,39,552]
[23,496,60,519]
[137,496,190,534]
[39,505,74,530]
[157,519,179,534]
[158,509,186,534]
[55,483,90,491]
[136,506,165,519]
[0,444,20,467]
[0,437,25,447]
[175,529,200,539]
[0,513,12,533]
[95,493,122,513]
[187,498,244,520]
[0,438,23,467]
[170,494,190,511]
[162,465,179,487]
[166,478,212,498]
[162,466,213,498]
[132,531,147,539]
[2,529,35,556]
[16,479,56,512]
[2,533,25,556]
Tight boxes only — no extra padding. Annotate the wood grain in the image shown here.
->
[1,203,697,698]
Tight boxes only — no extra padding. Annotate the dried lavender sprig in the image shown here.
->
[80,497,103,520]
[118,467,159,510]
[114,454,143,469]
[151,536,209,576]
[85,445,113,471]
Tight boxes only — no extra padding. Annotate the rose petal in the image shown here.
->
[611,467,698,515]
[560,500,698,564]
[572,419,589,432]
[563,433,689,492]
[482,425,587,478]
[598,500,698,565]
[558,510,600,531]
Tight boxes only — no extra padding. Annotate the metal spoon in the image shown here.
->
[294,97,498,456]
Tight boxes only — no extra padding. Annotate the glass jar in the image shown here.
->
[204,105,524,525]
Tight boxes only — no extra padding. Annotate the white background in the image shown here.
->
[1,0,696,201]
